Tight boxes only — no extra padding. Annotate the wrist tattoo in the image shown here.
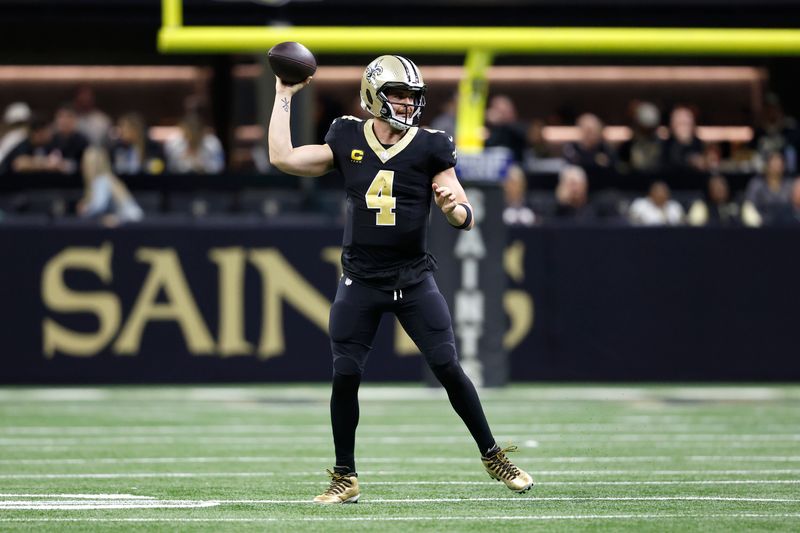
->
[281,98,290,112]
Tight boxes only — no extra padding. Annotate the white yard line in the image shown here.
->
[1,469,800,479]
[0,455,672,465]
[0,502,219,510]
[0,494,800,504]
[3,455,800,466]
[0,494,150,499]
[0,434,798,446]
[3,423,775,434]
[352,480,800,486]
[0,513,799,523]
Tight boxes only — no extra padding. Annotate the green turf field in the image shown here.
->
[0,384,798,531]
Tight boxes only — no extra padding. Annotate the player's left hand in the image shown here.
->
[432,183,457,214]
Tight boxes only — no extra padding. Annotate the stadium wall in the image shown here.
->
[0,224,798,383]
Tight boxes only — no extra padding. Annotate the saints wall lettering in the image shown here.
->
[40,242,533,360]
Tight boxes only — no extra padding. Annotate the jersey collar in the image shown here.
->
[364,119,418,163]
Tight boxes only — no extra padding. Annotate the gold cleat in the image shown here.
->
[313,469,360,504]
[481,445,534,493]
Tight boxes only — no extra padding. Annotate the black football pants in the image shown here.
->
[327,275,495,472]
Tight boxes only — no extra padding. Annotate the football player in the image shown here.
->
[268,54,533,504]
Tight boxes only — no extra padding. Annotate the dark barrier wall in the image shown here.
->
[509,226,800,381]
[1,224,799,383]
[0,224,423,384]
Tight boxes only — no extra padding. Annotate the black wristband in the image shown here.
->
[451,203,473,230]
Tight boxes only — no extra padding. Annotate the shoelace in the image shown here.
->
[322,469,352,495]
[485,446,522,480]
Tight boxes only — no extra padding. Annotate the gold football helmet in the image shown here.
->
[360,55,426,131]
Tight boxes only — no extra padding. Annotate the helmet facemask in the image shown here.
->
[377,83,426,131]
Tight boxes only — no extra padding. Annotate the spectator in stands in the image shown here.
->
[484,94,527,163]
[562,113,617,188]
[50,104,89,174]
[628,180,684,226]
[430,92,457,138]
[165,113,225,174]
[772,177,800,226]
[523,118,564,174]
[78,146,143,227]
[687,174,740,227]
[1,114,68,174]
[553,165,596,221]
[525,119,552,159]
[73,85,111,146]
[617,101,663,174]
[502,165,536,226]
[661,106,706,181]
[110,113,165,175]
[742,151,793,227]
[750,92,798,174]
[0,102,31,170]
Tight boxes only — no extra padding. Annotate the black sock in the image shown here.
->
[333,465,357,477]
[429,359,496,453]
[483,443,501,457]
[330,371,361,474]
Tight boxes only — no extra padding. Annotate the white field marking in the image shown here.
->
[3,469,800,479]
[1,495,798,507]
[0,423,758,434]
[689,456,800,462]
[1,434,798,446]
[0,494,149,499]
[540,480,800,485]
[344,480,800,486]
[0,501,219,510]
[0,455,685,465]
[1,514,800,524]
[216,496,800,504]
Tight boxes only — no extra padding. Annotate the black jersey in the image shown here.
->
[325,116,457,290]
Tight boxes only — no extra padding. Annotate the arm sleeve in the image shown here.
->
[429,131,457,175]
[324,118,343,170]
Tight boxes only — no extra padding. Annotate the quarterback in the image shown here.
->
[268,54,533,503]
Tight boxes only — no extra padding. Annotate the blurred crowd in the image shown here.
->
[2,85,800,228]
[0,87,224,225]
[459,92,800,228]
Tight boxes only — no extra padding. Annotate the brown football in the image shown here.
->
[268,41,317,85]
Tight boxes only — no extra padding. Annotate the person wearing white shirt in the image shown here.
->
[629,180,685,226]
[0,102,31,170]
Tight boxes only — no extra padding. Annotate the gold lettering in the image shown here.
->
[503,290,533,351]
[114,248,214,355]
[209,247,253,356]
[503,240,525,283]
[248,249,331,359]
[502,240,534,350]
[41,242,121,358]
[320,246,343,280]
[394,319,420,356]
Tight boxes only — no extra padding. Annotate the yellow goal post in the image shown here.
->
[159,0,800,151]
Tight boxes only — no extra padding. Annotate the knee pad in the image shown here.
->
[426,340,457,367]
[429,357,464,386]
[333,356,363,376]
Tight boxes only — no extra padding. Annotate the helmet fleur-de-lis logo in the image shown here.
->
[365,61,384,83]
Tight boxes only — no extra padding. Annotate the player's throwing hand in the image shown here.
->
[275,76,313,96]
